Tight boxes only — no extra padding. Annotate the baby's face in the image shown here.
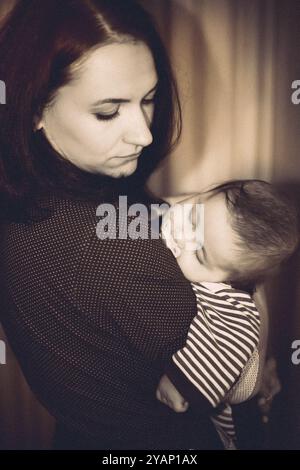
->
[162,192,240,283]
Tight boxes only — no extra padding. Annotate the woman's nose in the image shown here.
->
[123,109,153,148]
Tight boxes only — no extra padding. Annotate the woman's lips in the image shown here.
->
[115,152,141,159]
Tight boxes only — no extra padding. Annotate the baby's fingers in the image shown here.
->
[156,389,189,412]
[173,400,189,413]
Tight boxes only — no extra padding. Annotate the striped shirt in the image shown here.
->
[171,281,260,448]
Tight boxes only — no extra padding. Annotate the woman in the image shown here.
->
[0,0,223,449]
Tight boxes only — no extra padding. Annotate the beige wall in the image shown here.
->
[0,0,16,24]
[143,0,300,196]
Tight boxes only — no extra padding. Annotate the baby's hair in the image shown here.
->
[207,179,299,284]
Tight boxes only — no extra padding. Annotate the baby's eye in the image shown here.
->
[196,250,205,265]
[191,203,204,230]
[189,206,197,228]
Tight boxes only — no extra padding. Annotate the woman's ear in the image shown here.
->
[35,119,44,131]
[33,113,44,131]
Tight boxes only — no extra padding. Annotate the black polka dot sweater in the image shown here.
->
[0,187,221,449]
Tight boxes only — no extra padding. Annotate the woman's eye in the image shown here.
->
[142,97,155,106]
[94,109,120,121]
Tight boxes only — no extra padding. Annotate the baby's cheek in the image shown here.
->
[176,251,207,282]
[205,268,229,283]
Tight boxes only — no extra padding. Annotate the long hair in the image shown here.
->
[0,0,181,217]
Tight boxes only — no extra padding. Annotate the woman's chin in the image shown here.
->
[107,160,139,178]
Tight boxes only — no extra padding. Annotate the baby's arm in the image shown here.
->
[157,284,260,413]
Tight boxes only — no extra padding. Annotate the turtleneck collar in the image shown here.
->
[32,129,131,201]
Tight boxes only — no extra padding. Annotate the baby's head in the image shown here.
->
[162,180,299,285]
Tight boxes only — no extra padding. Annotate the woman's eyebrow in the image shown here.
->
[90,97,129,107]
[91,83,158,107]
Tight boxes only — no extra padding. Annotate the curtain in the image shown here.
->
[0,0,15,25]
[0,341,55,449]
[144,0,280,195]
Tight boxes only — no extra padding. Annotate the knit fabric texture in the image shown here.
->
[0,188,221,450]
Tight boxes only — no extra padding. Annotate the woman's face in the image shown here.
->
[38,42,158,177]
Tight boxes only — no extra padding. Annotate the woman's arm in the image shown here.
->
[252,284,281,417]
[72,207,198,363]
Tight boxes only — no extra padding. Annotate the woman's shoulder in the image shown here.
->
[15,191,180,275]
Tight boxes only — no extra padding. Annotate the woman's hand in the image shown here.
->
[257,357,282,422]
[156,374,189,413]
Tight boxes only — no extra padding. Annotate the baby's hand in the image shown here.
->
[156,374,189,413]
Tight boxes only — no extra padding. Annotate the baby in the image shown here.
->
[157,179,299,449]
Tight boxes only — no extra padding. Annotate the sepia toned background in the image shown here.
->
[0,0,300,449]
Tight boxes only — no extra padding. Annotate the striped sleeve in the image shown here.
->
[165,282,260,409]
